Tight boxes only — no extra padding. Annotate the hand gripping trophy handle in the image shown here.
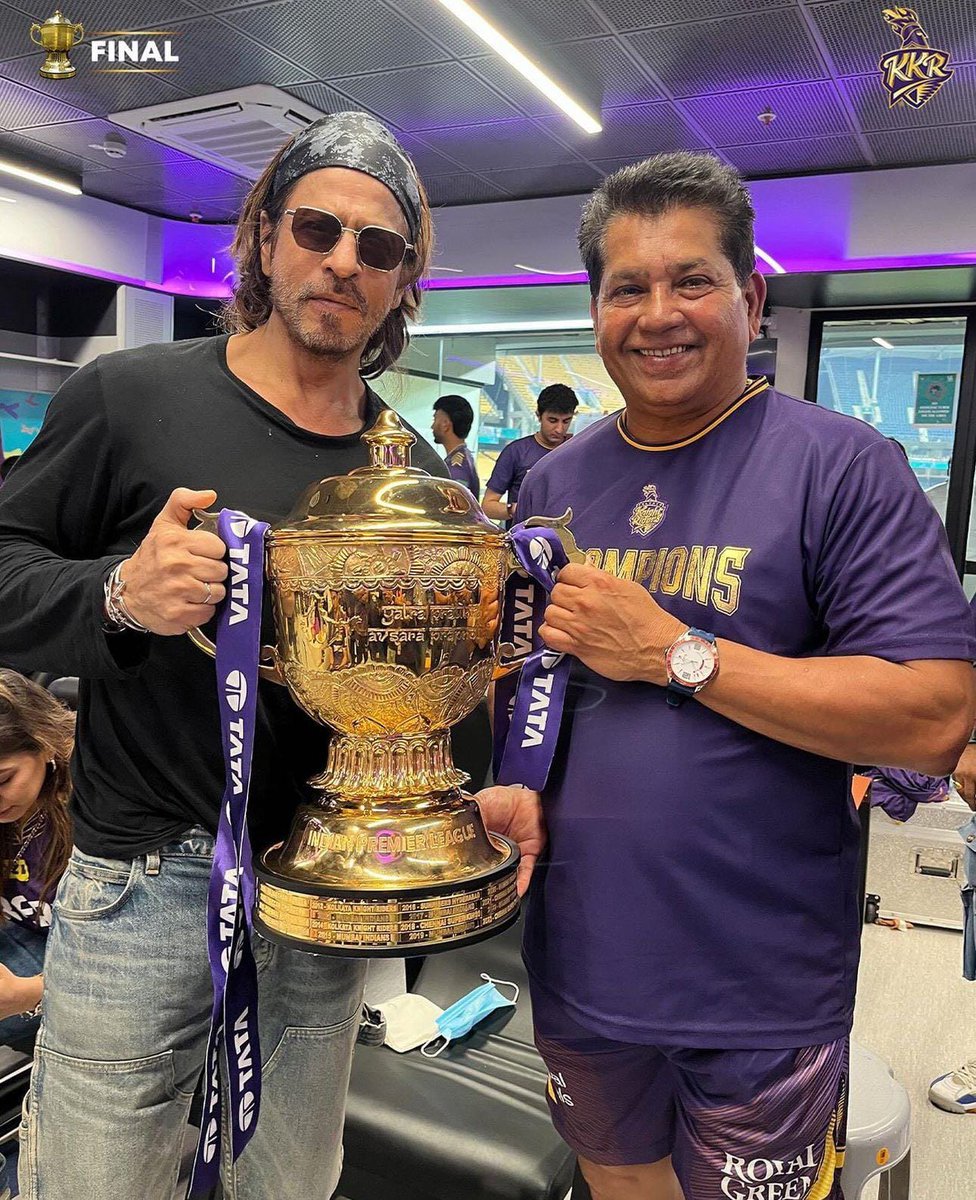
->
[186,508,286,685]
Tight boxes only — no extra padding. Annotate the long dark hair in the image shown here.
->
[219,136,434,380]
[0,670,74,920]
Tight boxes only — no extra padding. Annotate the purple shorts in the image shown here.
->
[532,987,848,1200]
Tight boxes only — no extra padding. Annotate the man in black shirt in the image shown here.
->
[0,112,541,1199]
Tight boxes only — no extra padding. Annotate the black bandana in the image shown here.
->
[271,111,421,241]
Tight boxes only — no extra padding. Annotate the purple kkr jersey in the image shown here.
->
[485,435,551,510]
[445,445,480,496]
[2,810,52,931]
[517,380,976,1049]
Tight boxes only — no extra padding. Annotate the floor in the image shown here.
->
[2,922,972,1199]
[851,920,976,1199]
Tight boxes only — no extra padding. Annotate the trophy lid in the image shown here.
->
[272,409,499,539]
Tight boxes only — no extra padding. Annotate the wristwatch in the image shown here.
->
[665,627,719,708]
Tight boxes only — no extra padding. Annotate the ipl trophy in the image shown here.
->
[30,10,84,79]
[193,411,521,955]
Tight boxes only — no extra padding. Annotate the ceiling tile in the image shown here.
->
[425,172,509,206]
[218,0,450,77]
[395,133,469,177]
[865,125,976,167]
[723,133,869,176]
[597,0,795,29]
[840,62,976,130]
[328,62,522,132]
[405,119,587,173]
[466,37,662,117]
[13,116,176,168]
[120,157,248,196]
[121,14,305,94]
[678,80,852,145]
[0,74,89,128]
[808,1,976,79]
[537,103,703,161]
[382,0,491,58]
[0,127,107,178]
[0,50,186,120]
[627,10,827,97]
[480,160,602,197]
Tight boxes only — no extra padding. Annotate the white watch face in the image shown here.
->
[670,638,716,686]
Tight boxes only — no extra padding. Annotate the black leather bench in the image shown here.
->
[339,917,576,1200]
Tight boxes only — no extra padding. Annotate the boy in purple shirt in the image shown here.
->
[432,393,480,496]
[483,383,578,523]
[479,154,975,1200]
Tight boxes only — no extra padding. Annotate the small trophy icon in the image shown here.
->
[30,10,85,80]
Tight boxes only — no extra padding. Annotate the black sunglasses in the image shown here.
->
[284,206,414,273]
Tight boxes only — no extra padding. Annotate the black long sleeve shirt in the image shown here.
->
[0,334,457,858]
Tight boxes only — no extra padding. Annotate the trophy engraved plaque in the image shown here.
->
[192,411,520,955]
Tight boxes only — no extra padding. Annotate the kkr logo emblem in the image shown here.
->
[629,484,668,537]
[879,6,953,110]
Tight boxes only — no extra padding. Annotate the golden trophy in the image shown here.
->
[30,10,85,79]
[192,412,520,955]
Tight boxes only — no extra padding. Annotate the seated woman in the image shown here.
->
[0,669,73,1047]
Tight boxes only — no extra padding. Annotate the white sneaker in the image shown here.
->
[929,1058,976,1113]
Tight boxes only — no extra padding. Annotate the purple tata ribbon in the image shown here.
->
[492,525,571,792]
[188,511,268,1196]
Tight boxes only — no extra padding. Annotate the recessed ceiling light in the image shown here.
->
[0,159,80,195]
[431,266,464,273]
[434,0,601,134]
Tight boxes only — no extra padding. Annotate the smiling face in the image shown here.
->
[0,750,46,824]
[260,166,410,362]
[591,206,765,433]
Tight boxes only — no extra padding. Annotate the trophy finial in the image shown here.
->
[363,409,417,469]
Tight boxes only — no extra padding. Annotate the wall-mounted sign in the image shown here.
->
[913,373,957,427]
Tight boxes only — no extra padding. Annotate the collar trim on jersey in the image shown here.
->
[616,377,769,452]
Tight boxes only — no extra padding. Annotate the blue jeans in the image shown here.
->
[18,829,366,1200]
[0,919,47,1047]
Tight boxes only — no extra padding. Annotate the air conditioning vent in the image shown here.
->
[109,85,326,179]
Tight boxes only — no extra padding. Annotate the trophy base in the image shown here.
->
[253,833,520,957]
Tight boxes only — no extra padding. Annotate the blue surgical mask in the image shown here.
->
[420,974,519,1057]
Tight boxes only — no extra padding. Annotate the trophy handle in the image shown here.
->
[73,24,85,41]
[186,508,286,686]
[492,508,584,680]
[29,24,43,44]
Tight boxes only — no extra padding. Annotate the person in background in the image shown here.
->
[432,393,479,495]
[482,383,577,524]
[0,670,73,1048]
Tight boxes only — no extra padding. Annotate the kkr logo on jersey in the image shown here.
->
[586,544,751,616]
[629,483,668,536]
[879,6,953,110]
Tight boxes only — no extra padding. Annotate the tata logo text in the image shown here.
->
[90,31,181,72]
[233,1006,256,1132]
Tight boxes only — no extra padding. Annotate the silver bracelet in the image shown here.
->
[19,997,42,1020]
[103,562,151,634]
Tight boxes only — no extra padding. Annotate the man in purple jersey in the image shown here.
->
[432,393,480,495]
[479,153,975,1200]
[483,383,578,523]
